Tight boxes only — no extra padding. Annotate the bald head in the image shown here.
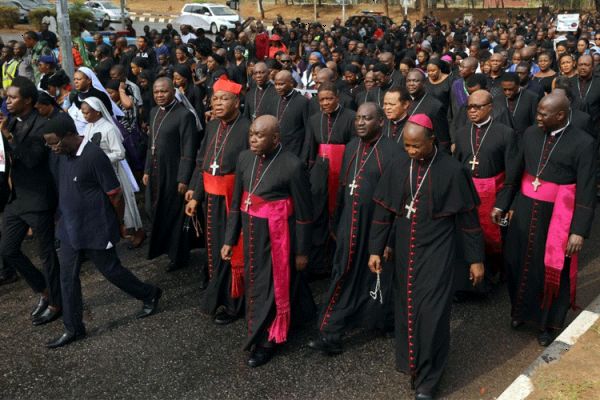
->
[315,68,335,87]
[537,93,569,131]
[461,57,479,78]
[274,70,294,96]
[249,115,280,155]
[467,90,493,123]
[540,93,569,114]
[275,70,293,82]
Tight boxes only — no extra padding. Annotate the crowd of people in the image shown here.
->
[0,7,599,399]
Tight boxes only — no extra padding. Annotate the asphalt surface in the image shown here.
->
[1,209,600,400]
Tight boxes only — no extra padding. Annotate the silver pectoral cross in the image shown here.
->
[532,176,541,192]
[469,156,479,171]
[151,145,156,155]
[209,161,219,176]
[243,196,252,212]
[405,200,416,219]
[348,179,358,196]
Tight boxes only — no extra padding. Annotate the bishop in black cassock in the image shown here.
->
[144,78,199,270]
[243,62,277,121]
[186,77,250,323]
[369,114,485,399]
[501,73,538,136]
[382,86,412,146]
[308,103,396,355]
[505,94,596,346]
[222,115,315,368]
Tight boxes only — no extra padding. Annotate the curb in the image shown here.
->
[497,293,600,400]
[129,11,178,23]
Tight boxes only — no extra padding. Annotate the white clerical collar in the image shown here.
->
[283,90,294,99]
[474,116,492,128]
[550,123,568,137]
[160,100,177,111]
[75,137,88,157]
[392,113,407,124]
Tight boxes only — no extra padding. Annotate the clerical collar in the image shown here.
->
[419,145,438,162]
[257,81,270,90]
[361,132,382,146]
[410,91,425,101]
[260,143,282,159]
[282,90,294,99]
[392,113,407,124]
[579,75,592,83]
[549,123,568,137]
[327,105,341,116]
[474,116,492,128]
[160,100,177,111]
[15,110,34,123]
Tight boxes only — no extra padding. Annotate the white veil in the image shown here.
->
[78,67,124,117]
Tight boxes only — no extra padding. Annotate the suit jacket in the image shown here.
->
[5,110,56,214]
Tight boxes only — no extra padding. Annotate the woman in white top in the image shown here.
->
[80,97,146,248]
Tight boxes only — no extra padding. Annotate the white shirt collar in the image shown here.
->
[550,123,568,137]
[474,116,492,128]
[75,137,88,157]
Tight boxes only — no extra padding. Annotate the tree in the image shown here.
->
[258,0,265,19]
[384,0,389,17]
[418,0,427,19]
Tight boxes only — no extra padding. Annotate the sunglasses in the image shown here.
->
[466,103,491,110]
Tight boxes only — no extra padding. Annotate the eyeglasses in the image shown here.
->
[466,103,491,110]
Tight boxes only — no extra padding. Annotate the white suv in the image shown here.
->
[84,1,129,22]
[180,3,240,34]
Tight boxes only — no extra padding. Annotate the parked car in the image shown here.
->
[179,2,240,34]
[84,1,128,22]
[81,3,109,29]
[344,11,394,28]
[0,0,52,23]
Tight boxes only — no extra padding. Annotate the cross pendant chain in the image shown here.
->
[209,160,219,176]
[348,179,358,196]
[151,145,155,155]
[243,196,252,212]
[532,176,541,192]
[469,156,479,171]
[405,200,416,219]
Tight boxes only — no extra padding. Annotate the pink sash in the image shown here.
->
[472,172,505,254]
[318,144,345,216]
[241,191,294,343]
[521,173,577,308]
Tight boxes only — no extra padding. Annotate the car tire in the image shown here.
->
[210,23,218,34]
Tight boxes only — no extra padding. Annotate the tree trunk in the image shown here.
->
[258,0,265,19]
[595,0,600,12]
[444,0,449,8]
[418,0,427,18]
[384,0,389,17]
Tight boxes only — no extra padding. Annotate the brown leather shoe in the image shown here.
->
[127,229,146,250]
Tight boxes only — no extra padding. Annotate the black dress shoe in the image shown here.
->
[247,346,274,368]
[136,287,162,319]
[31,297,49,319]
[214,311,237,325]
[415,392,433,400]
[32,307,62,326]
[537,330,554,347]
[0,273,18,286]
[46,331,86,349]
[511,319,524,329]
[308,336,343,355]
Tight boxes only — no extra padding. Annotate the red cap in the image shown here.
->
[213,77,242,96]
[407,114,433,130]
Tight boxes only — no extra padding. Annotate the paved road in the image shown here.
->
[1,209,600,399]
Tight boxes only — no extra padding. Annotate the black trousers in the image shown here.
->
[0,209,61,306]
[59,241,155,334]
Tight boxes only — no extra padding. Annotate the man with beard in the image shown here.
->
[453,90,519,294]
[368,114,484,400]
[243,62,277,121]
[382,86,412,144]
[308,102,396,354]
[143,78,199,271]
[185,77,250,324]
[501,72,539,137]
[304,82,355,279]
[221,115,314,367]
[267,70,309,157]
[505,94,595,346]
[405,69,451,152]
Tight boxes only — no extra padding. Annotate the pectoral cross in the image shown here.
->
[209,160,219,176]
[151,145,155,155]
[532,176,541,192]
[243,196,252,212]
[469,156,479,171]
[348,179,358,196]
[405,200,416,219]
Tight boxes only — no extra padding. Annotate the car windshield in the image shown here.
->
[99,2,120,9]
[209,6,236,16]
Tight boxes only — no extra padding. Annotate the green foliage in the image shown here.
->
[28,2,96,31]
[0,5,20,29]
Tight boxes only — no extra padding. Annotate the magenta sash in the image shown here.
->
[472,172,505,254]
[241,191,294,343]
[521,173,577,308]
[318,144,345,216]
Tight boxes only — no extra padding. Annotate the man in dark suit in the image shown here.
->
[0,77,61,325]
[0,135,13,285]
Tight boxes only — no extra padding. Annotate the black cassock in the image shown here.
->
[505,89,538,136]
[569,76,600,135]
[317,135,397,341]
[369,150,484,395]
[450,96,513,141]
[224,148,316,350]
[304,106,356,275]
[307,92,357,116]
[383,116,409,146]
[264,91,310,157]
[506,125,595,330]
[145,102,199,264]
[408,92,451,152]
[242,82,277,121]
[189,115,251,317]
[453,120,520,291]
